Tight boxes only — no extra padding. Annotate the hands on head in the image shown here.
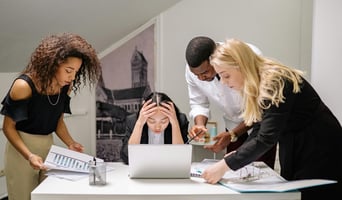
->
[138,99,158,123]
[158,101,178,125]
[138,99,177,124]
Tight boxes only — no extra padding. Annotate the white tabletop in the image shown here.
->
[31,162,300,200]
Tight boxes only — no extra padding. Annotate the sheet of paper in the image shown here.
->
[46,165,116,181]
[191,159,337,192]
[221,179,337,192]
[46,170,89,181]
[44,145,103,173]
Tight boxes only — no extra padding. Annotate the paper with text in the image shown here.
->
[44,145,103,173]
[191,159,337,192]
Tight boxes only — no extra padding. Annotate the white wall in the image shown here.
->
[0,0,313,161]
[158,0,312,131]
[311,0,342,123]
[0,73,19,198]
[0,0,320,194]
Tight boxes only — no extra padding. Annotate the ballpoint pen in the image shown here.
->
[93,157,96,184]
[186,130,204,144]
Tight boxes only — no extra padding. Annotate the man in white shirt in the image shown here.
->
[185,36,276,168]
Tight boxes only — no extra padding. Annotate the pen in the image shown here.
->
[186,130,204,144]
[93,157,96,184]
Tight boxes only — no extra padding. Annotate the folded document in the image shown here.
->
[44,145,103,173]
[191,159,337,192]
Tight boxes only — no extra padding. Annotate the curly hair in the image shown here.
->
[22,33,101,94]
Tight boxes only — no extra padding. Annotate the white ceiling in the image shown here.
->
[0,0,181,72]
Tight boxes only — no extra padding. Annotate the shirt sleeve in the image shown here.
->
[185,65,210,120]
[0,92,30,122]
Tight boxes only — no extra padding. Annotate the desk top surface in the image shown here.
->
[31,162,300,200]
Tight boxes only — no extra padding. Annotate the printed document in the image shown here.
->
[191,159,337,192]
[44,145,103,173]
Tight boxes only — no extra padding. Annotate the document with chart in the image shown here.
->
[191,159,337,192]
[44,145,103,173]
[218,162,336,192]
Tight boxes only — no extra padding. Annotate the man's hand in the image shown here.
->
[188,125,207,141]
[204,131,231,153]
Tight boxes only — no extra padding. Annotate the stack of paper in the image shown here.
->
[43,145,107,181]
[44,145,103,173]
[191,159,337,192]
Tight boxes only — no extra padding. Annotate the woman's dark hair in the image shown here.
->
[141,92,181,117]
[22,33,101,94]
[120,92,189,164]
[138,92,182,134]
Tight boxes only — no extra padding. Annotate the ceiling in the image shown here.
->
[0,0,182,72]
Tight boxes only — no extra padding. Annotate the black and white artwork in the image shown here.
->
[95,23,155,162]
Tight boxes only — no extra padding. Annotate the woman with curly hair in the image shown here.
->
[201,38,342,200]
[0,33,101,200]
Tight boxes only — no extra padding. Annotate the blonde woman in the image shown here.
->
[202,38,342,200]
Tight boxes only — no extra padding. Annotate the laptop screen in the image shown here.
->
[128,144,192,179]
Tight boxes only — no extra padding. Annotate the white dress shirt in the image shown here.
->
[185,65,243,129]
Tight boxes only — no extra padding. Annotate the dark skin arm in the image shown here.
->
[204,122,251,153]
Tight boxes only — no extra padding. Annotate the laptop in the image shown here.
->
[128,144,192,179]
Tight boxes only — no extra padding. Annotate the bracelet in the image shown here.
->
[229,131,238,142]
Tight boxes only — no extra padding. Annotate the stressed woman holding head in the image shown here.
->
[128,92,188,144]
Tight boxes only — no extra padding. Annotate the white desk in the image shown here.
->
[31,162,300,200]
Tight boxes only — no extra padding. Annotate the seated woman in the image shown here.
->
[121,92,189,163]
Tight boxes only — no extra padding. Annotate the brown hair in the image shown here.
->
[23,33,101,94]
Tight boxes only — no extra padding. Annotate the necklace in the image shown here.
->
[47,90,60,106]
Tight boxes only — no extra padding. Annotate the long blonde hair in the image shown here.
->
[210,39,303,126]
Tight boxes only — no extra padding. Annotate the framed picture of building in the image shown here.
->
[95,20,156,162]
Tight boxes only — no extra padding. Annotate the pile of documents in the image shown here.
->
[44,145,104,181]
[191,159,337,192]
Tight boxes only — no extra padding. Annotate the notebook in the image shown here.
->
[128,144,193,179]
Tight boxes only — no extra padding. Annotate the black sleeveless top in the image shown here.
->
[0,74,71,135]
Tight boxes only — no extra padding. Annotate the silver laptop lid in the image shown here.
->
[128,144,192,179]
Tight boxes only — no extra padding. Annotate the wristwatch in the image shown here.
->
[229,130,238,142]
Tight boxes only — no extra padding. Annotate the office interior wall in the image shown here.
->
[0,73,18,198]
[0,0,317,193]
[158,0,312,131]
[0,0,313,157]
[311,0,342,123]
